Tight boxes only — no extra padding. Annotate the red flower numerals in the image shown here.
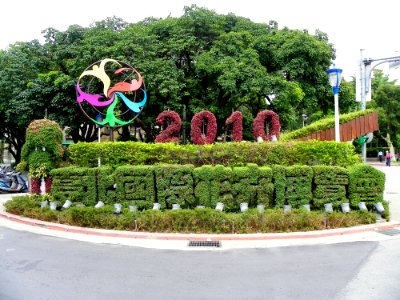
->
[30,178,41,194]
[154,110,182,143]
[45,177,53,193]
[252,110,281,142]
[191,111,218,145]
[225,111,243,142]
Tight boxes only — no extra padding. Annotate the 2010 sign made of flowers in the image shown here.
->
[76,59,147,127]
[154,110,280,144]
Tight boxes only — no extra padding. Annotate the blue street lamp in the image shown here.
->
[326,65,343,142]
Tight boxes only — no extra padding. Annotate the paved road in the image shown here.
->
[0,227,394,300]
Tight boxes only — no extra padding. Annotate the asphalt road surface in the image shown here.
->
[1,227,400,300]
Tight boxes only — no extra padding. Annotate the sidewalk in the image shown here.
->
[1,164,400,250]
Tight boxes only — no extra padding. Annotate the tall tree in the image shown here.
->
[0,6,346,160]
[370,82,400,156]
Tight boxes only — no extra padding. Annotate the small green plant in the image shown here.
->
[30,164,50,179]
[4,196,380,233]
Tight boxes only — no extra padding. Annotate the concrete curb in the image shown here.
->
[1,209,399,242]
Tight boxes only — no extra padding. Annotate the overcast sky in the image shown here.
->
[2,0,400,79]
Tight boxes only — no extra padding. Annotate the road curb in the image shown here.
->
[1,210,399,242]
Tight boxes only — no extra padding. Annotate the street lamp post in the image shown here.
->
[96,114,103,167]
[326,66,343,142]
[302,113,308,128]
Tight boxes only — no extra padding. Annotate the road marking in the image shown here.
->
[6,248,15,252]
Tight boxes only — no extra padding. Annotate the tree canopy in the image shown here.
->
[0,5,356,162]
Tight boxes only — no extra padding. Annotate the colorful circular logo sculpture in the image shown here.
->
[76,59,147,127]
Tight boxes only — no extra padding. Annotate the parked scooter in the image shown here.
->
[0,170,29,193]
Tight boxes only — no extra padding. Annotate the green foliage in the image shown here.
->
[193,165,233,210]
[49,162,385,218]
[97,166,116,204]
[154,165,196,209]
[20,119,64,178]
[50,167,97,205]
[114,165,156,209]
[273,165,313,208]
[0,7,341,161]
[5,196,378,233]
[280,110,376,141]
[348,164,385,208]
[29,163,51,179]
[69,140,360,168]
[286,140,360,166]
[370,83,400,149]
[312,166,349,209]
[232,164,274,208]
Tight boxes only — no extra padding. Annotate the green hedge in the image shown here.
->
[273,165,313,208]
[68,140,361,168]
[193,165,234,210]
[155,165,195,209]
[114,165,156,209]
[348,164,385,208]
[97,166,116,204]
[49,164,384,213]
[50,167,97,206]
[312,166,349,209]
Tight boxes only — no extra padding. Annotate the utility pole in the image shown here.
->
[360,49,367,162]
[359,50,400,163]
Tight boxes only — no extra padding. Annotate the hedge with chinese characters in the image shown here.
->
[50,164,384,212]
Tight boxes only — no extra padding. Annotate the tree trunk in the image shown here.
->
[382,132,396,162]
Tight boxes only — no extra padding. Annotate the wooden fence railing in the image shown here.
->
[298,112,379,141]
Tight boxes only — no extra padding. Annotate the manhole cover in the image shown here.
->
[188,240,221,247]
[377,228,400,236]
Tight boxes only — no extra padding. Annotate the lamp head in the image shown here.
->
[326,65,343,92]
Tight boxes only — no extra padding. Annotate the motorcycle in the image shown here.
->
[0,170,29,193]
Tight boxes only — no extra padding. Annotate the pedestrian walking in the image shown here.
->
[386,150,391,167]
[378,150,383,162]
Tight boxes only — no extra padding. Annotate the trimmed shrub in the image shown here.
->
[348,164,385,209]
[154,165,196,209]
[114,165,156,209]
[97,166,116,204]
[50,167,97,205]
[273,165,313,208]
[48,164,385,215]
[312,166,349,209]
[257,166,275,207]
[69,140,360,168]
[193,165,234,210]
[5,196,378,233]
[231,164,274,208]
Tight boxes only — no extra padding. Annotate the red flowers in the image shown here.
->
[253,110,280,142]
[154,110,182,143]
[191,111,217,145]
[225,111,243,142]
[30,178,41,194]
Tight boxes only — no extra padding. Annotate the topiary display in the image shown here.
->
[17,118,63,194]
[225,111,243,142]
[191,111,217,145]
[252,110,280,142]
[154,110,182,143]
